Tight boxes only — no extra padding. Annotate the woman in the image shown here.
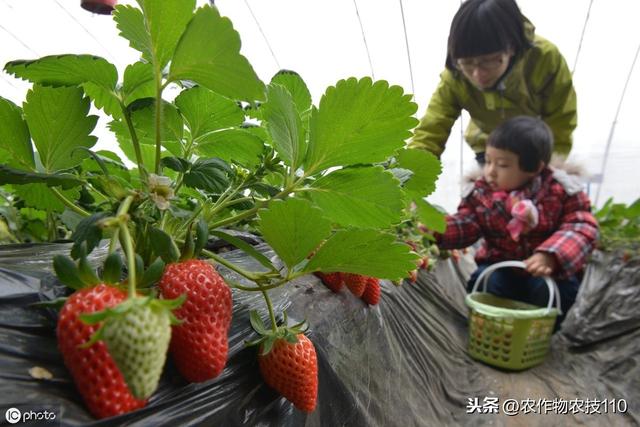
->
[409,0,577,164]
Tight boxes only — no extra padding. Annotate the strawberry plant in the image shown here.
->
[0,0,444,416]
[594,197,640,259]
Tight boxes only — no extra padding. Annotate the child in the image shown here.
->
[435,116,598,327]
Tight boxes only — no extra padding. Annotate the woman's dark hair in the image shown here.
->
[487,116,553,172]
[445,0,530,70]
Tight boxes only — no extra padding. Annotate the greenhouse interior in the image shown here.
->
[0,1,638,426]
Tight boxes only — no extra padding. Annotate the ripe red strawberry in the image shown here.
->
[361,277,381,305]
[343,273,367,297]
[258,334,318,412]
[57,284,146,419]
[159,259,232,382]
[314,272,344,293]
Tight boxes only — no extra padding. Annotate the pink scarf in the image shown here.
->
[492,191,539,241]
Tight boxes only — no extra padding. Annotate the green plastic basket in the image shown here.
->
[465,261,562,370]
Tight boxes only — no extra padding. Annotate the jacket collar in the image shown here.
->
[473,167,553,209]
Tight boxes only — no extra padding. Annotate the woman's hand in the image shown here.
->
[524,252,557,277]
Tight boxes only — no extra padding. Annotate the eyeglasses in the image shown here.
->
[456,54,507,73]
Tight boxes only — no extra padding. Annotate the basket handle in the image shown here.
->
[470,260,562,315]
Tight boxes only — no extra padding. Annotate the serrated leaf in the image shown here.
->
[139,257,165,288]
[304,78,418,174]
[305,229,418,280]
[175,87,244,141]
[15,184,80,213]
[183,158,232,193]
[397,149,442,198]
[81,81,122,119]
[197,128,264,170]
[0,164,83,190]
[71,213,109,259]
[0,97,34,170]
[23,85,98,172]
[150,227,180,263]
[127,102,184,146]
[4,54,117,89]
[169,5,265,102]
[161,157,190,173]
[270,70,312,115]
[122,62,155,106]
[210,230,274,271]
[415,198,447,233]
[257,198,331,269]
[309,166,403,228]
[139,0,195,71]
[53,255,86,290]
[114,5,153,62]
[103,252,124,284]
[264,84,306,169]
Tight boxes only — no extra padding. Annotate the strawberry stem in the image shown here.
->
[260,287,278,333]
[116,195,137,298]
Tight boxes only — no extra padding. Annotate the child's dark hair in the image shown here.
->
[446,0,530,70]
[487,116,553,172]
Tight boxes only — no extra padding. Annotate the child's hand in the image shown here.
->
[524,252,557,277]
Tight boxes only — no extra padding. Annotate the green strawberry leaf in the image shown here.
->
[71,213,110,259]
[140,0,195,72]
[304,77,418,174]
[264,83,306,169]
[257,198,331,269]
[103,252,124,285]
[0,165,83,190]
[81,81,122,120]
[169,5,265,102]
[415,198,447,234]
[23,85,98,172]
[305,229,418,280]
[150,227,180,263]
[139,257,165,288]
[161,157,190,173]
[270,70,312,116]
[14,184,80,213]
[122,62,155,106]
[0,97,34,170]
[53,255,86,290]
[308,166,403,229]
[197,128,264,170]
[175,86,244,141]
[397,149,442,198]
[4,54,117,90]
[210,230,274,271]
[114,5,153,63]
[183,158,232,193]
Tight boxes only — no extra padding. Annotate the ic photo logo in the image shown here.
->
[4,406,58,424]
[5,407,21,424]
